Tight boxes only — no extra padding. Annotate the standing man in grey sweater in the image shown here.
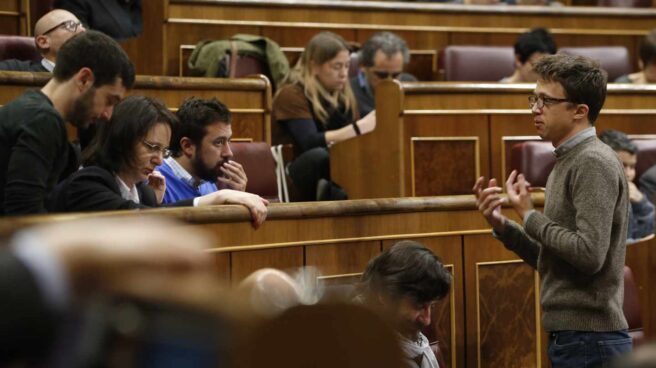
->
[474,54,631,367]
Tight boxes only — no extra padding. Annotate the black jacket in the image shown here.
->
[47,165,192,213]
[0,90,77,215]
[0,59,48,72]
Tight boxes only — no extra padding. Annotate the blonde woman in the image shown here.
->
[273,32,376,201]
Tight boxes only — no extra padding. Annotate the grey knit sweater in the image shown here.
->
[497,134,629,332]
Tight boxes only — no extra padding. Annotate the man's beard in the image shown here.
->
[68,87,97,129]
[191,151,228,183]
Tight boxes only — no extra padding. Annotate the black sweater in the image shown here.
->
[0,90,77,215]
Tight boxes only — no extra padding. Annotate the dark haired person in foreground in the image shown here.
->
[0,30,134,215]
[0,217,217,365]
[475,54,631,367]
[599,129,655,243]
[499,28,557,83]
[159,97,248,204]
[48,96,268,228]
[356,240,451,368]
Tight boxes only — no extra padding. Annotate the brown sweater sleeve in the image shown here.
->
[273,84,313,122]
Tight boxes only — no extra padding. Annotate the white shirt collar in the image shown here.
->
[115,175,140,204]
[41,58,55,72]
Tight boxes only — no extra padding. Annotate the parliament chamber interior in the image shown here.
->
[1,0,656,367]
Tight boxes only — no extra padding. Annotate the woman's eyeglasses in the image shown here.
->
[142,140,172,159]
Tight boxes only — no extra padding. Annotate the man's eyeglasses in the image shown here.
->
[42,20,82,35]
[528,94,571,109]
[372,70,402,79]
[142,140,172,159]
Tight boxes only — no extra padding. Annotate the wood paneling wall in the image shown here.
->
[331,81,656,199]
[0,0,29,36]
[0,71,272,144]
[89,0,656,76]
[0,196,653,367]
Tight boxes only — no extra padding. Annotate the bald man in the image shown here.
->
[0,9,85,73]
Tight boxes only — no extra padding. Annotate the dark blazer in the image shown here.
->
[0,250,57,364]
[54,0,142,41]
[47,165,192,213]
[0,59,48,72]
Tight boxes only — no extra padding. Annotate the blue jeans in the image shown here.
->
[548,330,632,368]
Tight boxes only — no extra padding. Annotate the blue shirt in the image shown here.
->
[158,158,218,204]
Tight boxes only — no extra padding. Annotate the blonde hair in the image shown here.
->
[281,32,357,124]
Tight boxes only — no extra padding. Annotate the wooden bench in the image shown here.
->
[0,71,273,143]
[145,0,656,75]
[0,195,653,367]
[330,81,656,199]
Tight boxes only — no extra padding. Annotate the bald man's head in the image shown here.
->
[34,9,85,61]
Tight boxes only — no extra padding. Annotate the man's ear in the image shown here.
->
[573,103,590,121]
[34,35,50,52]
[180,137,196,157]
[514,55,523,69]
[74,67,95,92]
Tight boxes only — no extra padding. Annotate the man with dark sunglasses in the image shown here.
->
[0,9,85,73]
[350,32,417,117]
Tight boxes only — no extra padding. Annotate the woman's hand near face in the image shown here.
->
[147,170,167,204]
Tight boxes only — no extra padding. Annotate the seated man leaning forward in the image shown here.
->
[0,9,85,72]
[0,30,133,216]
[158,97,248,204]
[350,31,417,117]
[474,54,631,367]
[47,96,268,228]
[355,240,452,368]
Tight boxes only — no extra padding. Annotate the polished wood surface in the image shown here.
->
[96,0,656,76]
[0,71,273,143]
[331,80,656,199]
[0,0,26,36]
[0,195,652,368]
[156,0,656,75]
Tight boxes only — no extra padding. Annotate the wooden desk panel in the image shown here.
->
[0,72,273,144]
[117,0,656,75]
[1,196,651,367]
[169,0,656,30]
[337,81,656,199]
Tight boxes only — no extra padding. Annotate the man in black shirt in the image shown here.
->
[0,30,135,215]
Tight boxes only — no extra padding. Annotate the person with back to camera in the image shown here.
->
[272,31,376,201]
[47,96,268,229]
